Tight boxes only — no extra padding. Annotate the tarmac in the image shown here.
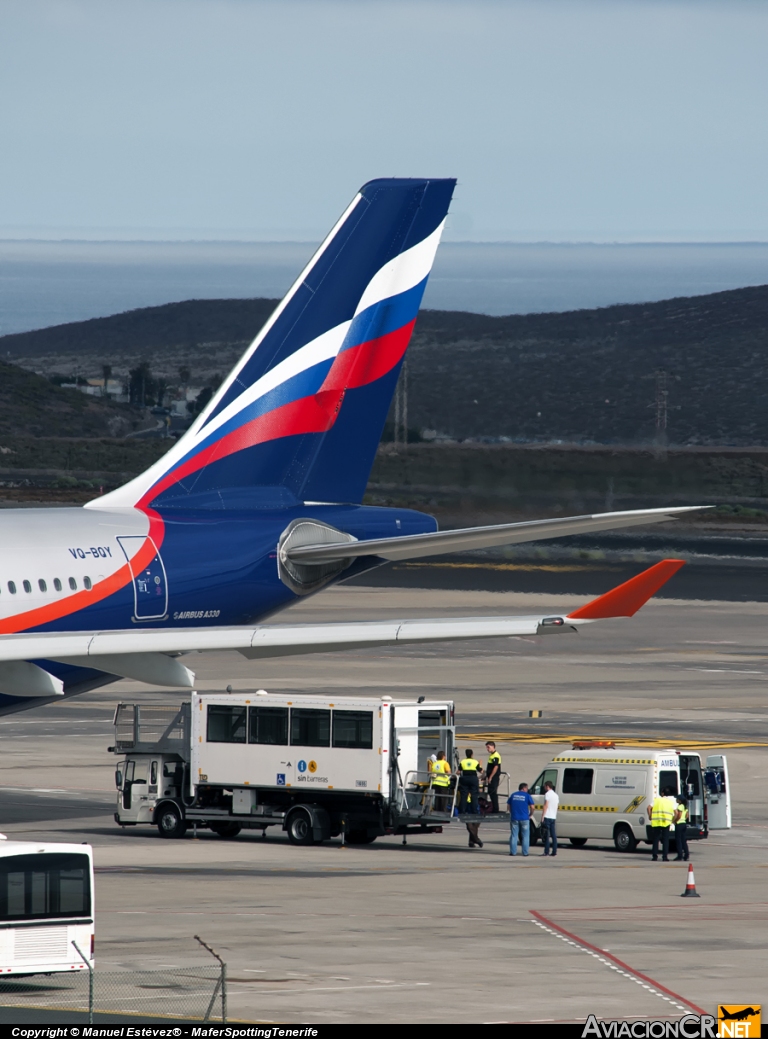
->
[0,567,767,1024]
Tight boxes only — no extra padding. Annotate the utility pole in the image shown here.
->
[393,376,401,450]
[402,358,409,452]
[654,369,668,443]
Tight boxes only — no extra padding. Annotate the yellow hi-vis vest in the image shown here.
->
[651,796,674,827]
[431,760,451,787]
[486,751,501,776]
[676,802,689,824]
[460,758,480,775]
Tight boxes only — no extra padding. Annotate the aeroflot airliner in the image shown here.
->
[0,179,695,714]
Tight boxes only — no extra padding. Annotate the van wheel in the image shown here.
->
[287,808,315,846]
[569,837,588,848]
[345,830,377,845]
[209,822,242,839]
[614,824,637,853]
[156,804,186,839]
[529,825,539,847]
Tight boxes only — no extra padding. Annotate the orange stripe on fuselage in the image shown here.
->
[0,510,164,636]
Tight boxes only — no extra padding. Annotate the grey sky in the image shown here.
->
[2,0,767,241]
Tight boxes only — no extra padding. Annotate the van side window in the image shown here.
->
[659,770,679,796]
[530,768,558,795]
[332,710,373,749]
[290,708,331,747]
[150,761,158,784]
[206,705,246,743]
[249,706,288,746]
[562,768,593,794]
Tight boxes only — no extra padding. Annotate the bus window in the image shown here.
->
[290,708,330,747]
[207,705,246,743]
[0,853,91,921]
[249,706,288,745]
[530,769,558,795]
[333,710,373,749]
[563,768,593,795]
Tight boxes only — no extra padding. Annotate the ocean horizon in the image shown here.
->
[2,240,768,337]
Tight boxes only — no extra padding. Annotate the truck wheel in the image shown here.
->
[287,808,315,846]
[345,830,377,845]
[156,804,186,839]
[569,838,588,848]
[209,822,242,839]
[614,824,637,853]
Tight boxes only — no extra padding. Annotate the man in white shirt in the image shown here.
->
[541,781,559,857]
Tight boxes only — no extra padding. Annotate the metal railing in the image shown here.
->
[397,770,457,819]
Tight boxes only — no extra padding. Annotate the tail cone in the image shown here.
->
[681,862,700,898]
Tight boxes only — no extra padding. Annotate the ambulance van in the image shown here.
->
[529,742,730,852]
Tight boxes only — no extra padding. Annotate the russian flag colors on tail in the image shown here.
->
[0,175,701,716]
[91,178,456,512]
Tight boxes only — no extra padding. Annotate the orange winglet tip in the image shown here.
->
[567,559,686,620]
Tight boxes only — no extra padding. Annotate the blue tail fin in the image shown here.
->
[94,178,455,511]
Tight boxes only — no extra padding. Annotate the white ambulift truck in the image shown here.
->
[110,692,487,845]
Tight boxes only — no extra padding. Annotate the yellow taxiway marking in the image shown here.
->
[456,732,768,749]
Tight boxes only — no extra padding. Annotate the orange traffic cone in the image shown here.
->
[681,862,700,898]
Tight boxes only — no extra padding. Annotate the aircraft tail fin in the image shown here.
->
[91,178,455,512]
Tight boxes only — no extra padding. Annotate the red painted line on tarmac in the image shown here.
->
[530,910,706,1015]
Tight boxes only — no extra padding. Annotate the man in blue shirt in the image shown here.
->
[508,782,535,856]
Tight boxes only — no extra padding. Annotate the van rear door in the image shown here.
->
[705,754,731,829]
[679,753,707,838]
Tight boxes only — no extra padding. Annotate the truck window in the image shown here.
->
[562,768,593,794]
[249,706,289,745]
[530,769,558,795]
[659,770,679,795]
[290,708,331,747]
[332,710,373,749]
[207,705,246,743]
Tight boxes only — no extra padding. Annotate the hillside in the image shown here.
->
[4,284,768,444]
[0,361,137,438]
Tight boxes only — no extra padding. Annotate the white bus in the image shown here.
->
[0,841,94,976]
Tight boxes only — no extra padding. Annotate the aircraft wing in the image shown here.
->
[0,560,684,693]
[282,506,704,565]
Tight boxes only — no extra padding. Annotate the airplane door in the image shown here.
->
[705,754,732,829]
[117,536,169,620]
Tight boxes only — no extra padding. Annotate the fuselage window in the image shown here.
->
[8,582,16,594]
[83,576,92,590]
[38,579,47,593]
[22,580,32,593]
[69,578,77,590]
[53,578,62,592]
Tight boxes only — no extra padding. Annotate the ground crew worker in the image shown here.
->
[647,785,675,861]
[430,751,452,814]
[485,741,502,813]
[458,748,482,816]
[674,796,690,861]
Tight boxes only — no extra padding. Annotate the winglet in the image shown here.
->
[567,559,686,620]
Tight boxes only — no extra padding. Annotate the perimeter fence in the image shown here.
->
[0,964,226,1023]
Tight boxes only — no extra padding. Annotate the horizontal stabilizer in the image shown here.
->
[282,506,706,564]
